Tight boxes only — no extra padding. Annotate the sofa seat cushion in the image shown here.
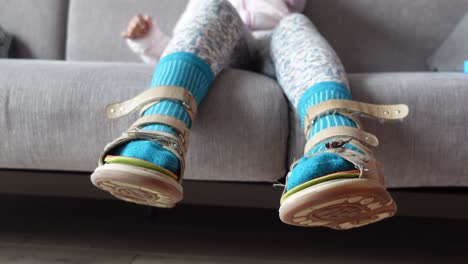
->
[289,72,468,188]
[0,60,289,183]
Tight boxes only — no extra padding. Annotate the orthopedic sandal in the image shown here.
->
[90,86,196,208]
[279,99,409,230]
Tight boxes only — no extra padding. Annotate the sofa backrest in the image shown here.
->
[0,0,68,59]
[304,0,468,72]
[66,0,187,63]
[3,0,468,72]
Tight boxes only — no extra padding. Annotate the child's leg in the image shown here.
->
[272,14,355,191]
[271,14,404,229]
[114,0,252,172]
[92,0,254,207]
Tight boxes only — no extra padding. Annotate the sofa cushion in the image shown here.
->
[427,12,468,72]
[288,72,468,188]
[0,60,288,183]
[0,0,68,59]
[66,0,188,62]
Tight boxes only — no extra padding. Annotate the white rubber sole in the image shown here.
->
[279,179,397,230]
[91,163,183,208]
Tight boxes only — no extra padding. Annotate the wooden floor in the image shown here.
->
[0,195,467,264]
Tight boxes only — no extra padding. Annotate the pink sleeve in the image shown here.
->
[284,0,306,13]
[126,19,171,64]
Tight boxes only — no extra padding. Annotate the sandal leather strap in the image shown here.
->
[304,126,379,154]
[99,115,190,182]
[283,145,382,197]
[325,148,383,184]
[105,86,197,122]
[304,99,408,137]
[99,131,186,182]
[129,114,190,151]
[124,130,186,156]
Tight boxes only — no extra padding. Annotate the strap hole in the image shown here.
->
[110,108,115,113]
[395,110,401,114]
[119,106,125,111]
[383,111,389,115]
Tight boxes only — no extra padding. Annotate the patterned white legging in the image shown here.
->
[163,0,350,108]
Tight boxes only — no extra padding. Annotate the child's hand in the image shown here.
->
[121,14,152,39]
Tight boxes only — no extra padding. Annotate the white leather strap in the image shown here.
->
[129,114,190,151]
[304,99,409,137]
[98,132,186,182]
[304,126,379,154]
[326,148,383,184]
[105,86,197,122]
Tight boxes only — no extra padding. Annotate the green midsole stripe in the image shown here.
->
[104,155,179,181]
[281,171,360,204]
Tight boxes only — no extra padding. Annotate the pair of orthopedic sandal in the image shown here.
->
[90,85,408,230]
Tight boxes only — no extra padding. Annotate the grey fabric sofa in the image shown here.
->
[1,0,468,217]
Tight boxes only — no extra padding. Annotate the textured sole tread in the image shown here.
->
[279,179,396,230]
[91,163,182,208]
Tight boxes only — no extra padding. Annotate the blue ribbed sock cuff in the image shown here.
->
[297,81,352,127]
[286,82,364,192]
[143,52,214,133]
[297,81,360,152]
[111,52,214,174]
[150,52,214,104]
